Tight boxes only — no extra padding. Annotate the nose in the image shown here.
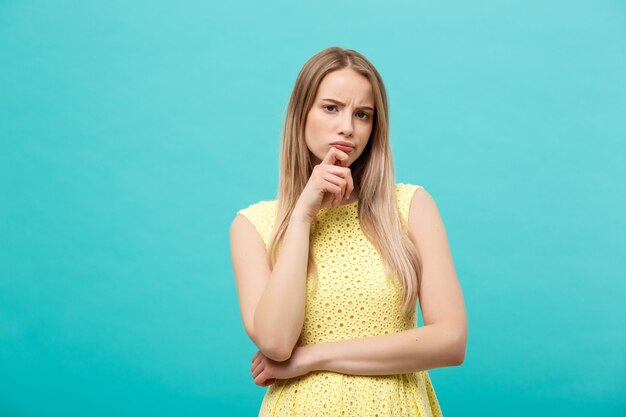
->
[339,111,354,137]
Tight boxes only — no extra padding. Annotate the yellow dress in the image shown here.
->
[237,183,444,417]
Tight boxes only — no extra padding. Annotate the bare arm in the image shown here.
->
[297,187,468,375]
[233,147,353,363]
[230,210,312,362]
[253,211,312,361]
[302,323,464,375]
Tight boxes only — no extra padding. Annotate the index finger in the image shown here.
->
[320,146,349,167]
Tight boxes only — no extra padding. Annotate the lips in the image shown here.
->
[330,141,355,153]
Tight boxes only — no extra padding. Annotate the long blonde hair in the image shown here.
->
[267,46,423,315]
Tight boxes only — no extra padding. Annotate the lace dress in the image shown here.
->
[237,183,444,417]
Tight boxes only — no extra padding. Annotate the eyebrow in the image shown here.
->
[321,98,374,112]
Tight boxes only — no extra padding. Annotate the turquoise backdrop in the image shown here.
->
[1,1,625,416]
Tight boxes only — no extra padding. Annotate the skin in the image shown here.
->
[251,187,468,385]
[239,70,376,369]
[303,67,375,204]
[249,68,467,386]
[249,67,376,385]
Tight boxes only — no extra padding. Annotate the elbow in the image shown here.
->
[258,340,293,362]
[250,329,293,362]
[449,332,467,366]
[449,345,466,366]
[251,315,297,362]
[444,324,467,366]
[268,349,293,362]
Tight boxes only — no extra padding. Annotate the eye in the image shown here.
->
[323,105,371,120]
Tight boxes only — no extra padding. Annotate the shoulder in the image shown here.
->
[233,198,278,232]
[232,199,279,248]
[395,181,431,205]
[395,182,427,224]
[402,184,445,247]
[236,199,278,218]
[395,182,426,200]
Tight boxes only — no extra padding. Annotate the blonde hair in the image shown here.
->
[267,46,423,315]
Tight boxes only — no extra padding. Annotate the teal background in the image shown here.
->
[1,0,625,416]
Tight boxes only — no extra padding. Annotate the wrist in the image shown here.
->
[291,208,314,225]
[301,344,327,373]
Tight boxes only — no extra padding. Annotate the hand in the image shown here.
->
[294,146,355,222]
[250,346,314,387]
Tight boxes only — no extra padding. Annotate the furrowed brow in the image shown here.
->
[321,98,374,112]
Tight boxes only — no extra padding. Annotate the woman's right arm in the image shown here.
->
[230,147,353,362]
[230,209,313,362]
[255,210,312,361]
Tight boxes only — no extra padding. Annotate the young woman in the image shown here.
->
[230,46,467,416]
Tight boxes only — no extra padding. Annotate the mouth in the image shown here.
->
[330,141,355,153]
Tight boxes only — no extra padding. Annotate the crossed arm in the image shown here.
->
[250,188,467,381]
[310,189,467,375]
[297,321,465,376]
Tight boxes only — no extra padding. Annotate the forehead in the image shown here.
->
[315,68,374,104]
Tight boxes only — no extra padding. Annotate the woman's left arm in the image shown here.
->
[252,320,462,386]
[303,187,468,375]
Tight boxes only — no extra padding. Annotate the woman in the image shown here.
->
[230,46,467,416]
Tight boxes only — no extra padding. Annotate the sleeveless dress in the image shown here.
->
[237,183,444,417]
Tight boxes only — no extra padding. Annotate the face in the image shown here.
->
[304,67,375,167]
